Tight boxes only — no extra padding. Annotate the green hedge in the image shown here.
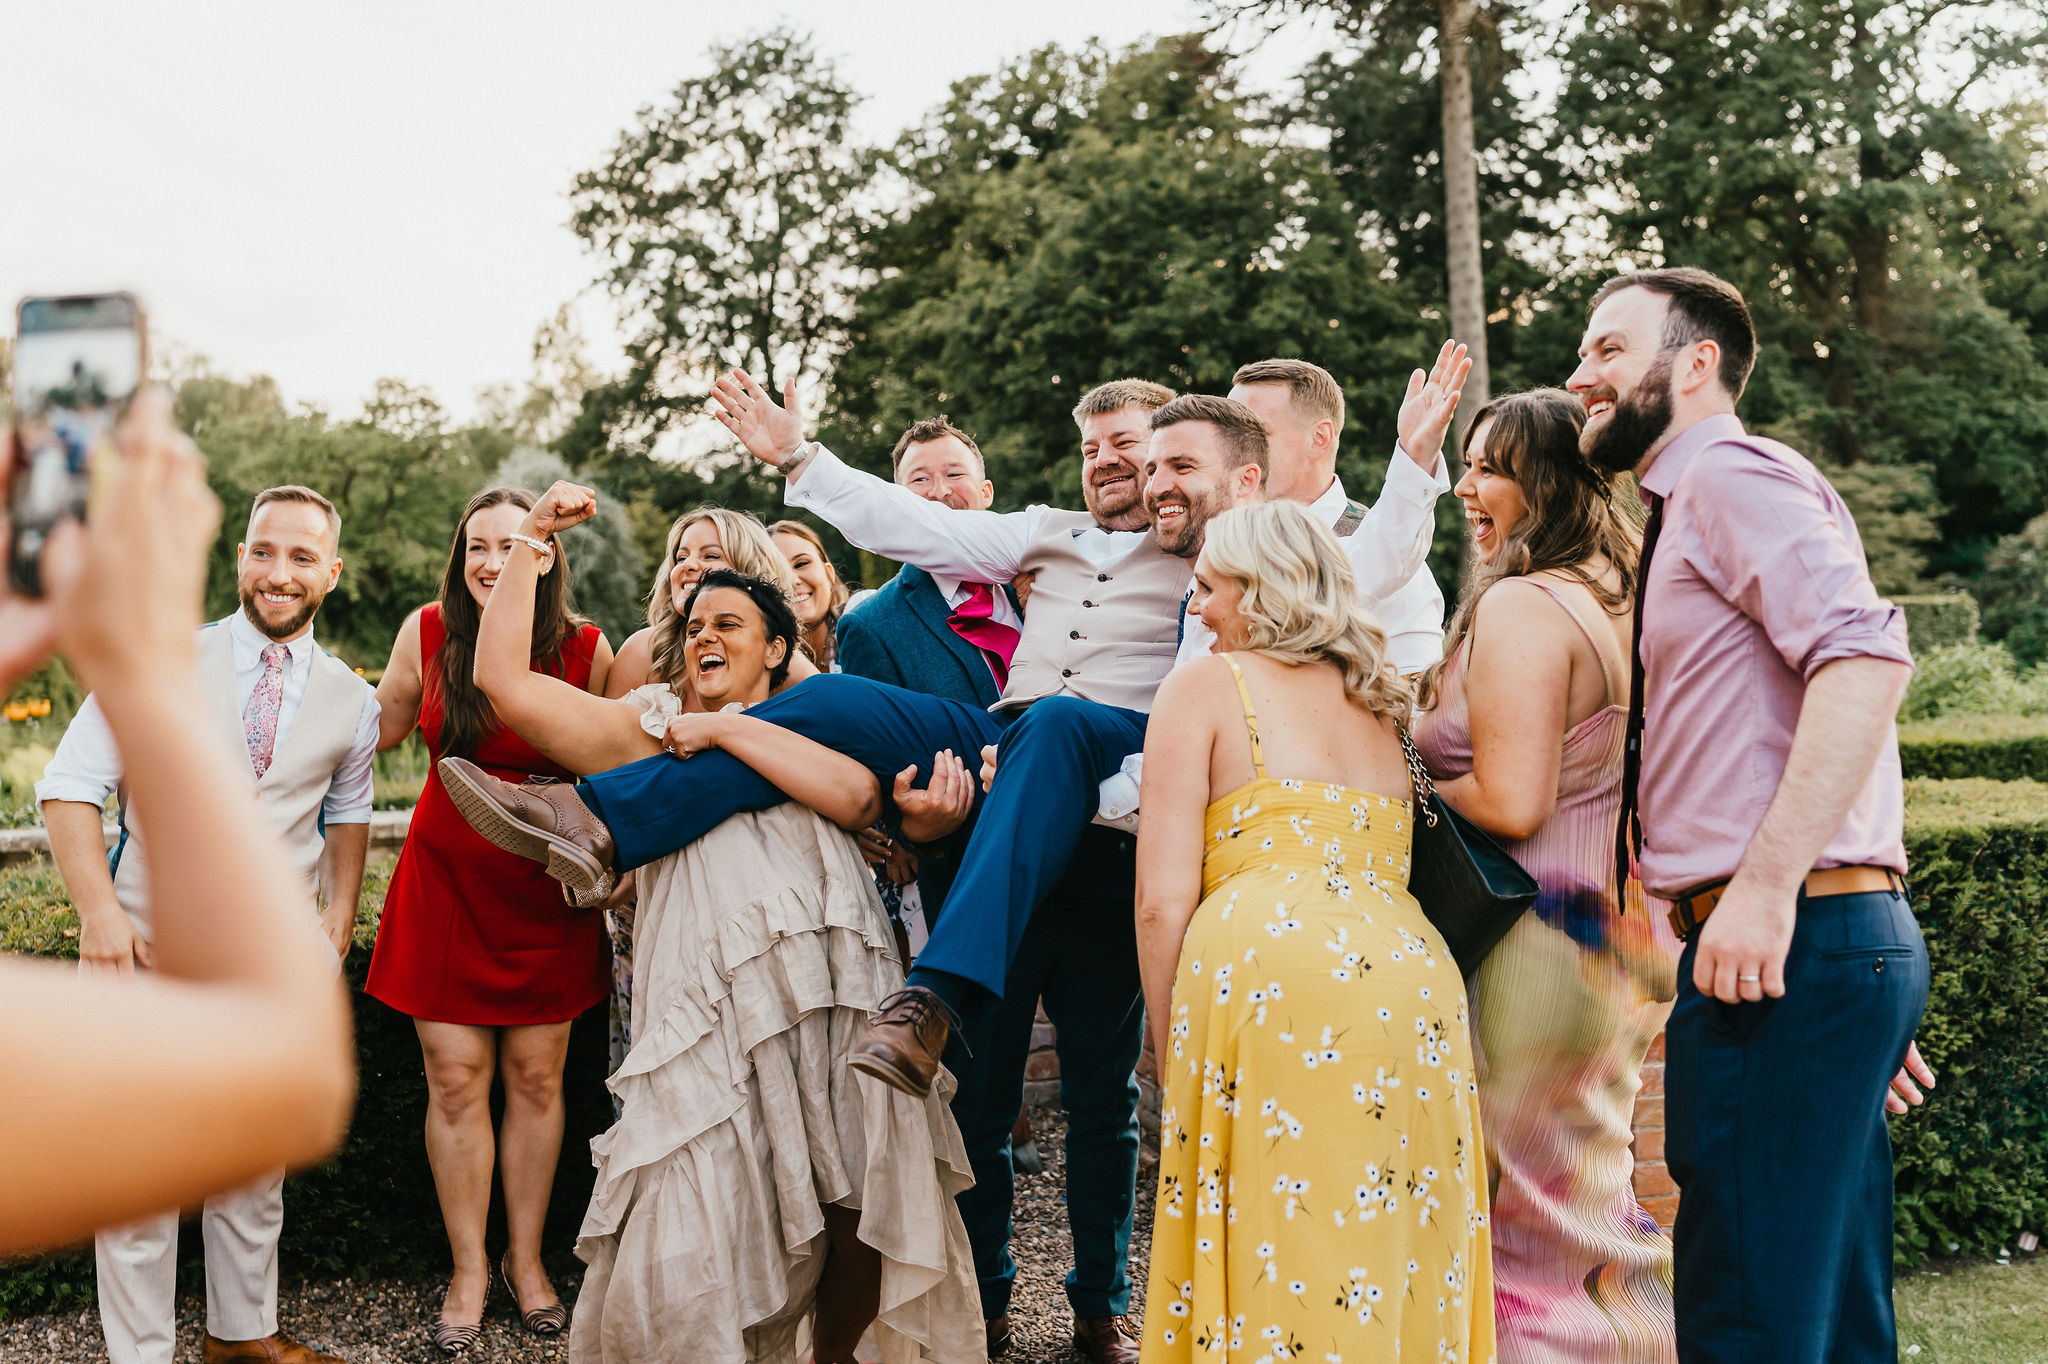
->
[1892,779,2048,1265]
[1899,716,2048,782]
[0,858,614,1318]
[1897,593,1981,653]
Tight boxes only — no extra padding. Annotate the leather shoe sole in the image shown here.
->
[848,1046,935,1100]
[440,760,615,907]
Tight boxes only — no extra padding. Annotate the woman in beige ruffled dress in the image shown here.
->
[456,480,986,1364]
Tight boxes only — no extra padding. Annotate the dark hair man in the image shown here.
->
[39,485,376,1364]
[1570,266,1932,1361]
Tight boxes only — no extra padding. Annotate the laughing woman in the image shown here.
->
[768,519,851,671]
[445,482,985,1364]
[368,487,613,1352]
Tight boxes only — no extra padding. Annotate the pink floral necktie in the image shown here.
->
[948,582,1021,689]
[243,642,290,779]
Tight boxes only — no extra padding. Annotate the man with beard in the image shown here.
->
[1569,268,1931,1362]
[39,485,377,1364]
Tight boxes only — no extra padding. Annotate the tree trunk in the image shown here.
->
[1439,0,1489,436]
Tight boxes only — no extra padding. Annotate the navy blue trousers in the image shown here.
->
[948,827,1145,1321]
[579,674,1149,1000]
[1666,887,1928,1363]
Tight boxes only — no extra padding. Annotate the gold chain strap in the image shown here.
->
[1399,725,1440,828]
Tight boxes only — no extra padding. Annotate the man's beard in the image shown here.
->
[239,582,323,640]
[1084,462,1144,524]
[1582,354,1675,476]
[1153,484,1233,559]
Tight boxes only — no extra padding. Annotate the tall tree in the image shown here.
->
[822,37,1434,518]
[567,26,878,461]
[1221,1,1513,424]
[1558,0,2048,580]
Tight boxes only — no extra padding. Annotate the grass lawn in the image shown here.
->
[1896,1253,2048,1362]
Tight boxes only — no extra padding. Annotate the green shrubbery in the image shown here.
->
[1897,594,1982,654]
[0,860,614,1318]
[1899,716,2048,782]
[1894,780,2048,1265]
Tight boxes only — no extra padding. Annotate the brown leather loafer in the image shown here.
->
[847,987,953,1098]
[202,1331,347,1364]
[985,1312,1012,1357]
[1073,1314,1141,1364]
[439,758,617,907]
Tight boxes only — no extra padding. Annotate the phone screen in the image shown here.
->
[8,292,145,593]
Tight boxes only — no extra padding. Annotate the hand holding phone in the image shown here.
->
[8,293,146,596]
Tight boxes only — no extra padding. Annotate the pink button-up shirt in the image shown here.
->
[1636,413,1912,898]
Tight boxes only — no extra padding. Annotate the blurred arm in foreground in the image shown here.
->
[0,391,355,1255]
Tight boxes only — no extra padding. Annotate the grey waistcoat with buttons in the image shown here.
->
[997,509,1192,715]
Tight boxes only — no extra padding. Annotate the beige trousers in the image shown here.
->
[95,1171,284,1364]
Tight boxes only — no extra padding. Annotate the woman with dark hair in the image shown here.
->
[367,486,613,1352]
[1410,389,1680,1362]
[444,482,985,1364]
[768,518,851,671]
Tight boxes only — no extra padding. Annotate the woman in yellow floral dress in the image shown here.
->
[1135,501,1494,1364]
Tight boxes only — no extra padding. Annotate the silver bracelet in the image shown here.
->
[509,532,555,565]
[780,441,818,479]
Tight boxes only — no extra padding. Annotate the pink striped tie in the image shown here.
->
[243,643,290,779]
[949,582,1021,689]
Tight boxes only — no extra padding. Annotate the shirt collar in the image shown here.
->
[929,570,966,604]
[225,609,317,670]
[1307,474,1349,526]
[1639,412,1747,499]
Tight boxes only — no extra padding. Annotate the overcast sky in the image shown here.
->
[3,1,1336,420]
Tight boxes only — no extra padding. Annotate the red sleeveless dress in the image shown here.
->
[367,603,611,1025]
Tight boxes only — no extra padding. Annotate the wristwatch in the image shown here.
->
[781,441,821,479]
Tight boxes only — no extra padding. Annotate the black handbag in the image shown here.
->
[1399,726,1540,976]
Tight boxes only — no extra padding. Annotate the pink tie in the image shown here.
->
[948,582,1021,688]
[243,642,290,779]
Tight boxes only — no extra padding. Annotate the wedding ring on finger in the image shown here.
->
[1737,973,1761,982]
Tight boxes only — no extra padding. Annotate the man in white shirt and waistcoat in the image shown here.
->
[39,485,378,1364]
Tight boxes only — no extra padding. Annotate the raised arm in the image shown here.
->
[473,483,658,777]
[374,609,426,750]
[1344,341,1466,602]
[0,392,353,1253]
[710,368,1035,583]
[660,709,882,832]
[1134,665,1219,1066]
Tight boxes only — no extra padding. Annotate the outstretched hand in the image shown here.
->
[710,369,807,468]
[522,480,599,540]
[1396,340,1473,473]
[895,748,976,844]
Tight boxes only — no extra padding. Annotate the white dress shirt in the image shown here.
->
[927,569,1027,635]
[36,611,380,823]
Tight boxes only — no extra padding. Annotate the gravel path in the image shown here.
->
[0,1111,1155,1364]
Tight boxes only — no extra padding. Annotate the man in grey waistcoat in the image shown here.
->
[39,485,378,1364]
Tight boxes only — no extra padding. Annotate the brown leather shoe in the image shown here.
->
[439,757,617,907]
[1072,1314,1141,1364]
[847,987,953,1098]
[985,1312,1012,1357]
[202,1332,347,1364]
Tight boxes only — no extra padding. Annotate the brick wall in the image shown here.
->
[1026,1008,1679,1231]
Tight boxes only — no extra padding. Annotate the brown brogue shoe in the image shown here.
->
[439,758,617,906]
[1072,1314,1141,1364]
[847,987,952,1098]
[985,1312,1013,1357]
[202,1331,347,1364]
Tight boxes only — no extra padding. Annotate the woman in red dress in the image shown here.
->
[368,486,613,1352]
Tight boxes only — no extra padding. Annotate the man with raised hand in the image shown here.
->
[1570,266,1931,1362]
[40,485,377,1364]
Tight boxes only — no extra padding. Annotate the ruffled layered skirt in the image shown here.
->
[569,804,986,1363]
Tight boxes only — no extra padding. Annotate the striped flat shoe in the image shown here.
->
[500,1254,569,1338]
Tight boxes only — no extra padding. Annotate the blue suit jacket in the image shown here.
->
[835,564,1007,710]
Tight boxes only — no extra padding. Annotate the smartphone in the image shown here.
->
[7,292,147,596]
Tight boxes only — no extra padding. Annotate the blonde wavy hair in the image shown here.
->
[647,507,794,690]
[1199,501,1411,725]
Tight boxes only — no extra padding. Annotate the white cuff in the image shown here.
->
[1093,753,1145,832]
[1386,441,1452,501]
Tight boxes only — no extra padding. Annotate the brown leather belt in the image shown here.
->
[1666,865,1906,942]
